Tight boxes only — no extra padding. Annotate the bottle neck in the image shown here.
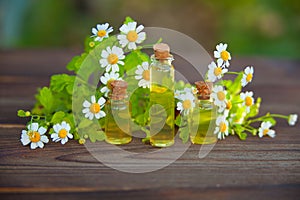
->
[151,54,174,67]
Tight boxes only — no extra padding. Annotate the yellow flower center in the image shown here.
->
[97,30,107,37]
[89,42,95,48]
[182,99,192,110]
[127,31,138,42]
[226,100,232,110]
[217,91,226,101]
[221,50,230,61]
[28,131,41,143]
[90,103,101,114]
[246,73,253,82]
[214,67,222,76]
[263,129,269,136]
[219,122,227,133]
[245,96,253,106]
[107,79,115,90]
[58,129,67,138]
[107,53,119,65]
[142,70,150,81]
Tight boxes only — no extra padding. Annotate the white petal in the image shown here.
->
[136,25,144,33]
[91,95,96,103]
[136,32,146,43]
[128,22,137,30]
[28,123,39,131]
[67,133,73,139]
[38,127,46,135]
[98,97,106,105]
[21,136,30,146]
[37,141,44,148]
[41,135,49,143]
[128,42,137,50]
[119,24,129,33]
[30,142,38,149]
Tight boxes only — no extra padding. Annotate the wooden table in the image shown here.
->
[0,50,299,199]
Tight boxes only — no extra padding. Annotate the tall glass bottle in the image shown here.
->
[149,43,175,147]
[190,81,217,144]
[105,80,132,145]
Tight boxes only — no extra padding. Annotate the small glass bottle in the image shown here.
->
[149,43,175,147]
[105,80,132,144]
[189,81,217,144]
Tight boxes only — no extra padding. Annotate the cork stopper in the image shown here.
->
[153,43,170,59]
[110,80,128,100]
[195,81,213,100]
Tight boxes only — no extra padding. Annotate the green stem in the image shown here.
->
[226,71,240,75]
[247,113,288,124]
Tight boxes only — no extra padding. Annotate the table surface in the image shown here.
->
[0,50,300,200]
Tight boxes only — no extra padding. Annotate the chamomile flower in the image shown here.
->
[211,85,227,112]
[117,21,146,50]
[91,23,113,42]
[176,92,196,115]
[99,46,125,73]
[214,115,229,140]
[20,123,49,149]
[241,66,254,87]
[207,60,228,82]
[82,95,106,120]
[240,91,254,113]
[288,114,298,126]
[258,121,276,138]
[135,62,150,88]
[51,121,73,145]
[214,43,231,67]
[100,71,122,97]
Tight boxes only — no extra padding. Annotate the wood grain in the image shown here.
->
[0,50,300,199]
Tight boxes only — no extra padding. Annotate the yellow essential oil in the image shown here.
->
[149,43,175,147]
[190,100,217,144]
[105,80,132,145]
[190,81,217,144]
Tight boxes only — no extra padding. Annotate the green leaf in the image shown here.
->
[175,115,182,126]
[50,111,65,124]
[37,87,54,114]
[50,74,75,95]
[234,125,247,140]
[17,110,26,117]
[227,73,243,95]
[124,16,135,25]
[78,118,93,129]
[89,130,106,142]
[179,126,189,143]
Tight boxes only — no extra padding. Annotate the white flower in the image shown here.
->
[176,92,196,115]
[99,46,125,73]
[214,43,231,67]
[207,60,228,82]
[214,115,229,140]
[91,23,113,42]
[100,71,122,97]
[135,62,150,88]
[258,121,276,138]
[117,21,146,50]
[211,85,227,112]
[240,91,254,113]
[82,95,106,120]
[241,66,254,87]
[288,114,298,126]
[20,123,49,149]
[51,121,73,145]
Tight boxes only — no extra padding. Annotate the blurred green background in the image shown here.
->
[0,0,299,58]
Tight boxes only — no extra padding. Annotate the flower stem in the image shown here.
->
[226,71,240,75]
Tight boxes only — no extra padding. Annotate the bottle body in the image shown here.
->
[189,99,217,144]
[105,97,132,145]
[150,55,175,147]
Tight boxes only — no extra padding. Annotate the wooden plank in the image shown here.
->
[0,50,300,199]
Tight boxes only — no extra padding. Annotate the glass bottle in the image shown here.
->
[105,80,132,144]
[149,43,175,147]
[189,81,217,144]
